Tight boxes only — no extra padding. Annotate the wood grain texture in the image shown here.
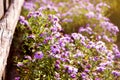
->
[0,0,4,19]
[4,0,10,11]
[0,0,24,79]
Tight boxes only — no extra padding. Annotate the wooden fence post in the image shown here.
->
[0,0,4,19]
[0,0,24,79]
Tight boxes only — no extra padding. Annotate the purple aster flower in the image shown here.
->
[19,16,28,26]
[39,33,45,37]
[50,23,62,32]
[35,11,42,16]
[56,60,60,64]
[49,15,59,24]
[43,36,52,44]
[70,74,76,78]
[93,56,99,61]
[27,34,35,39]
[58,36,71,45]
[96,35,102,40]
[84,69,90,73]
[34,51,44,59]
[58,40,66,47]
[33,11,42,17]
[86,41,95,49]
[99,62,107,67]
[15,77,20,80]
[51,44,60,54]
[96,66,106,72]
[112,71,120,76]
[106,53,114,60]
[86,27,93,34]
[17,62,24,67]
[54,72,61,80]
[60,57,68,62]
[48,14,53,21]
[19,16,25,20]
[71,33,80,40]
[64,65,78,74]
[81,72,87,79]
[55,60,61,70]
[55,64,60,70]
[103,35,111,42]
[61,51,70,58]
[23,2,36,11]
[86,64,91,69]
[100,21,119,35]
[112,44,120,56]
[24,55,32,60]
[28,11,43,18]
[85,11,95,18]
[95,41,107,52]
[96,2,110,12]
[95,78,100,80]
[79,27,86,33]
[115,53,120,58]
[50,22,62,32]
[79,26,93,34]
[50,26,58,32]
[54,32,61,38]
[27,12,34,18]
[73,50,84,58]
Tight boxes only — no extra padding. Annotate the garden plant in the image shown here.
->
[12,0,120,80]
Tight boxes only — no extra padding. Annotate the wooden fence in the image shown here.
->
[0,0,10,19]
[0,0,24,80]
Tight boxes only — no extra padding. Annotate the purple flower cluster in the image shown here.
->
[19,16,28,26]
[112,71,120,76]
[100,21,119,35]
[27,11,43,18]
[34,51,44,59]
[64,65,78,78]
[17,0,120,79]
[23,1,36,11]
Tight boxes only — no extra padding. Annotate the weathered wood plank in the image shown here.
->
[4,0,10,11]
[0,0,4,19]
[0,0,24,79]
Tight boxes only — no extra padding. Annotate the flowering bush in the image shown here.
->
[14,0,120,80]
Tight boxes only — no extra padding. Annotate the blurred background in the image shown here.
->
[106,0,120,49]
